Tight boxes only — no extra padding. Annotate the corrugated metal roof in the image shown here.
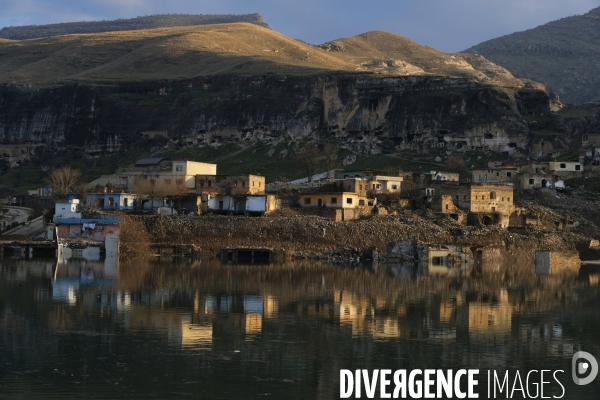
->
[135,157,166,166]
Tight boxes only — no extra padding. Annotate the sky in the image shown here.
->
[0,0,598,52]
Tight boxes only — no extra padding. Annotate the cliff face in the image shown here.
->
[0,75,550,159]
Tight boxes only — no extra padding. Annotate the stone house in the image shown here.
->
[547,161,583,173]
[515,173,552,190]
[428,171,459,182]
[434,183,514,227]
[472,167,517,184]
[86,192,138,211]
[196,174,265,196]
[299,192,362,208]
[582,133,600,147]
[123,158,217,192]
[206,194,280,215]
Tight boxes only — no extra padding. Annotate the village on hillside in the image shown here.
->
[0,153,596,279]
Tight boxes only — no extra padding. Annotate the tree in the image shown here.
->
[294,143,320,182]
[444,155,467,173]
[46,166,82,197]
[321,142,340,179]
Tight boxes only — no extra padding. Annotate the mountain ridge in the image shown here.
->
[0,23,525,88]
[463,6,600,104]
[0,13,269,40]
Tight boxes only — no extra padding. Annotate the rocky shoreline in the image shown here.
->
[130,208,594,268]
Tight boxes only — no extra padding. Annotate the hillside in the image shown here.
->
[0,14,269,40]
[0,23,524,87]
[319,31,521,86]
[464,6,600,104]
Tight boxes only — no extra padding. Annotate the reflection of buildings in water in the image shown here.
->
[54,255,119,282]
[126,307,213,349]
[335,290,370,335]
[52,256,120,306]
[467,291,512,337]
[196,294,267,341]
[333,290,403,339]
[181,316,213,349]
[467,302,512,334]
[263,295,278,319]
[0,259,54,282]
[517,322,574,359]
[439,302,454,324]
[244,314,262,339]
[368,316,400,340]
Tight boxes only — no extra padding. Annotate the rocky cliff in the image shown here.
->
[0,74,550,160]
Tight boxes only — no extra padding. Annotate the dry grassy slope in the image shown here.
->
[464,6,600,104]
[320,31,522,87]
[0,23,524,87]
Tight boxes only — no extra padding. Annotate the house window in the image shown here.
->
[331,197,338,204]
[359,200,365,206]
[124,198,129,207]
[576,165,581,171]
[242,181,245,187]
[490,192,496,200]
[560,163,566,169]
[164,179,171,185]
[392,185,397,190]
[176,179,183,185]
[346,198,352,204]
[496,172,499,176]
[108,197,114,206]
[507,172,512,177]
[149,179,155,186]
[175,165,183,172]
[529,179,534,184]
[475,195,478,200]
[253,181,255,187]
[304,198,311,205]
[501,197,504,201]
[376,184,381,189]
[208,181,212,187]
[200,180,204,187]
[507,197,510,202]
[482,195,485,200]
[445,204,449,210]
[234,181,238,187]
[455,195,459,200]
[359,185,363,190]
[259,182,261,187]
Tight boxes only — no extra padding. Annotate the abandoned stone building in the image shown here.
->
[472,167,517,184]
[196,174,265,196]
[433,183,514,227]
[515,173,552,190]
[336,175,403,197]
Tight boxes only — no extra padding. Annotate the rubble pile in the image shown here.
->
[138,213,452,256]
[133,208,586,260]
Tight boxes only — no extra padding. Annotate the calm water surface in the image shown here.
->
[1,257,599,399]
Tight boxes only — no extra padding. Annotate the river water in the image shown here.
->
[1,257,599,399]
